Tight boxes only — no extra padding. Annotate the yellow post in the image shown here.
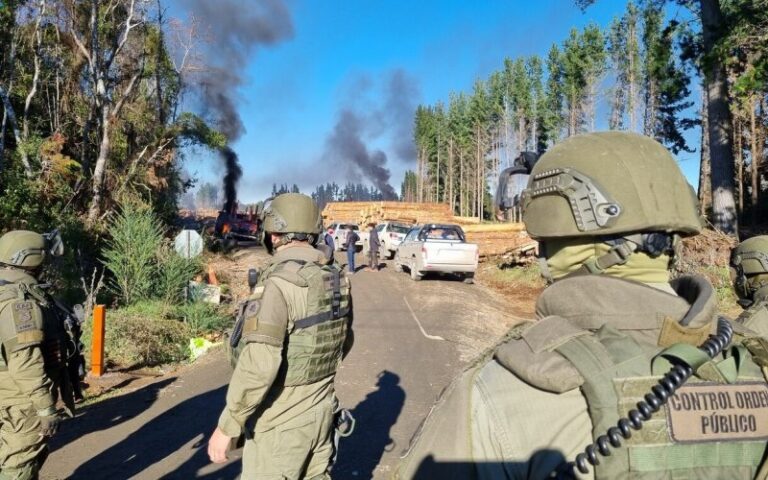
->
[90,305,106,377]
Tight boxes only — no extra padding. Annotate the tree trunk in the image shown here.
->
[436,133,440,203]
[449,137,454,212]
[628,20,636,132]
[87,106,111,224]
[0,86,31,175]
[750,96,759,227]
[700,0,738,235]
[735,115,743,215]
[698,87,711,216]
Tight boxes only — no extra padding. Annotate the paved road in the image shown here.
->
[42,251,524,479]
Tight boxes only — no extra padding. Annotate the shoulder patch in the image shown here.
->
[13,301,37,333]
[5,300,43,347]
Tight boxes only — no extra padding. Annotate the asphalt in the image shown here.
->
[41,250,525,479]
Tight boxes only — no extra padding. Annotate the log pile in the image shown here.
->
[322,201,456,226]
[322,201,537,259]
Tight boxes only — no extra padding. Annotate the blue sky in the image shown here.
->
[177,0,701,203]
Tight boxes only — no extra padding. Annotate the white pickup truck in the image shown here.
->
[394,224,478,283]
[327,222,364,251]
[375,221,412,259]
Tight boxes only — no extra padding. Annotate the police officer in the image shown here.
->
[0,231,61,480]
[396,132,768,479]
[208,193,354,479]
[731,236,768,336]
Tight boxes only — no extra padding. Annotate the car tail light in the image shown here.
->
[390,233,397,239]
[422,246,427,257]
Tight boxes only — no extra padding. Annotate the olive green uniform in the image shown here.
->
[0,268,55,480]
[736,288,768,338]
[396,275,768,479]
[219,245,353,479]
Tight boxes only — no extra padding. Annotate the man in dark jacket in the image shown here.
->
[345,227,359,274]
[368,224,380,271]
[324,228,335,252]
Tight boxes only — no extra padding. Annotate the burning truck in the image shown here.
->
[214,203,262,242]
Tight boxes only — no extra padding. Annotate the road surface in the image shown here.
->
[42,249,528,479]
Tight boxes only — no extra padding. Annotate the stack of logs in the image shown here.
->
[322,201,537,259]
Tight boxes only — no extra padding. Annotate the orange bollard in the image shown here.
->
[90,305,106,377]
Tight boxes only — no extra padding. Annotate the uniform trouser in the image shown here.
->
[0,404,46,480]
[346,249,355,273]
[243,401,335,480]
[369,249,378,270]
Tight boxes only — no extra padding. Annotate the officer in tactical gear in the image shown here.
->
[396,132,768,479]
[208,193,354,479]
[731,236,768,336]
[0,230,66,480]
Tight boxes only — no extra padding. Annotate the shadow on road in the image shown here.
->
[50,377,177,452]
[333,370,406,480]
[69,384,231,479]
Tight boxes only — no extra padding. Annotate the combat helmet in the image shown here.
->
[521,131,701,276]
[0,230,63,270]
[730,236,768,303]
[262,193,322,254]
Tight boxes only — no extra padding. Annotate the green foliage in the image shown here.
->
[93,301,191,368]
[102,202,164,305]
[177,301,232,337]
[155,245,202,305]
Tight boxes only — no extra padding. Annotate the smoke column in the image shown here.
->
[321,70,419,198]
[324,110,398,200]
[174,0,293,208]
[221,146,243,213]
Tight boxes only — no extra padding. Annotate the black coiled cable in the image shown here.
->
[555,316,734,478]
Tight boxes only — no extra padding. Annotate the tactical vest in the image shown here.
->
[515,316,768,479]
[736,301,768,338]
[234,258,350,387]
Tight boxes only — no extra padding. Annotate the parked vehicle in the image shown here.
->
[326,222,363,251]
[374,221,412,259]
[394,224,479,283]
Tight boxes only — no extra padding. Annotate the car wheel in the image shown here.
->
[388,250,396,260]
[410,266,422,281]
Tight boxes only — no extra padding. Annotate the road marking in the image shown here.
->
[403,297,445,341]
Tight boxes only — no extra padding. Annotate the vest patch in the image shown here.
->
[12,301,36,333]
[667,382,768,443]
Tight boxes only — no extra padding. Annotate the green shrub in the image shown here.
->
[178,301,232,337]
[156,244,202,304]
[102,202,164,305]
[97,301,191,368]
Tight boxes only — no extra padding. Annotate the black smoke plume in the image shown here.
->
[176,0,294,141]
[221,146,242,213]
[324,110,398,200]
[174,0,293,210]
[321,70,419,199]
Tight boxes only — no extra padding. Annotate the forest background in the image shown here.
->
[0,0,766,356]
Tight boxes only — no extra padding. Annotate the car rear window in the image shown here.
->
[389,224,410,234]
[420,226,464,241]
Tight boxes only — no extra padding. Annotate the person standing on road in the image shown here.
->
[324,227,335,252]
[209,193,354,479]
[0,231,64,480]
[368,224,380,271]
[730,236,768,336]
[396,132,768,479]
[345,226,359,274]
